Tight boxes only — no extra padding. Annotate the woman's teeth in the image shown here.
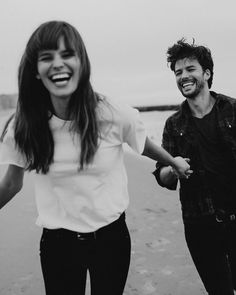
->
[51,73,71,83]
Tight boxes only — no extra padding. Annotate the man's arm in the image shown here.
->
[159,165,178,187]
[153,161,180,190]
[151,115,193,189]
[142,137,190,179]
[0,165,24,209]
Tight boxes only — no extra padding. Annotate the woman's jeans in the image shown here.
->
[39,213,131,295]
[184,217,236,295]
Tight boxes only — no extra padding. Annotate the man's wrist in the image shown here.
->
[160,166,177,184]
[169,166,178,178]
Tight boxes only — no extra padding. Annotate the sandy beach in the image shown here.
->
[0,110,207,295]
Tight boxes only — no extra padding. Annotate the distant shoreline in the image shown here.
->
[0,93,180,112]
[134,104,179,112]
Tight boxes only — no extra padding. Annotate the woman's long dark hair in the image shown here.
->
[14,20,100,173]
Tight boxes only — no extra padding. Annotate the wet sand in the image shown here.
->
[0,110,207,295]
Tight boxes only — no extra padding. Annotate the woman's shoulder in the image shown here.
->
[1,113,16,141]
[97,94,138,122]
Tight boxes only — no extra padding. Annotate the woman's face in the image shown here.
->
[37,36,81,102]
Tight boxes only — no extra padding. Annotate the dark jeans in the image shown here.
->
[39,213,131,295]
[184,219,236,295]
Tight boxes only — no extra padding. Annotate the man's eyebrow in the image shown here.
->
[174,68,182,73]
[175,65,196,71]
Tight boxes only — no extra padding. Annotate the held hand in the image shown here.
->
[172,156,193,179]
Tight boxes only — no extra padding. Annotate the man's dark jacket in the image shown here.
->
[153,91,236,222]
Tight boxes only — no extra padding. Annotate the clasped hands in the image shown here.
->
[172,156,193,180]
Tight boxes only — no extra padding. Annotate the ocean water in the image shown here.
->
[0,109,174,146]
[140,110,175,145]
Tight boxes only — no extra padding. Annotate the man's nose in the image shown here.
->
[181,70,189,79]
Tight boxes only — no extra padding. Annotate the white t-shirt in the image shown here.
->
[0,98,146,232]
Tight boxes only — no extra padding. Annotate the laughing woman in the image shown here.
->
[0,21,190,295]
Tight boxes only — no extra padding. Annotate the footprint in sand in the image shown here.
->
[146,237,171,250]
[142,280,158,294]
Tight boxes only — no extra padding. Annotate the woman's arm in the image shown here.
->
[0,165,24,210]
[142,137,191,178]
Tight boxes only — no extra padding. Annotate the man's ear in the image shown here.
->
[204,69,211,81]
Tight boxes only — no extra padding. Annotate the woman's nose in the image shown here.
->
[52,55,64,69]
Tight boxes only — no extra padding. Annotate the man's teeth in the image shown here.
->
[182,82,194,88]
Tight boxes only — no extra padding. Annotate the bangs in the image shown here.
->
[25,21,85,71]
[32,22,80,54]
[39,29,76,51]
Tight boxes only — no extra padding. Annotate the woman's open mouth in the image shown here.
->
[50,73,72,86]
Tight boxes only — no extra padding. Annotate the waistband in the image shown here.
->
[184,211,236,225]
[43,212,126,240]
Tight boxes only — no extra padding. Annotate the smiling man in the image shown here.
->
[153,38,236,295]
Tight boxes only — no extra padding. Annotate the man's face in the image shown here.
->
[174,58,210,99]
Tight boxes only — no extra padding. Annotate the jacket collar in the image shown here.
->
[179,91,229,117]
[177,91,235,132]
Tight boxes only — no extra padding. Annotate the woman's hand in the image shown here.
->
[171,156,193,179]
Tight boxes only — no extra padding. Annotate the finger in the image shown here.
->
[186,169,193,175]
[185,170,194,179]
[184,158,190,162]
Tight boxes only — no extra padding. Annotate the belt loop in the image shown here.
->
[215,213,236,223]
[215,215,223,223]
[230,214,236,221]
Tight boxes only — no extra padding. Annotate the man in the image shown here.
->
[153,38,236,295]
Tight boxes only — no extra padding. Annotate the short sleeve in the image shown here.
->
[0,119,26,168]
[121,105,146,154]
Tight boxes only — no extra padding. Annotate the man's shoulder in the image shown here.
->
[165,103,186,124]
[214,92,236,106]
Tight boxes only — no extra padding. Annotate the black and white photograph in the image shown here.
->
[0,1,236,294]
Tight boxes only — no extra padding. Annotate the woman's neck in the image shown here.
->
[50,96,71,120]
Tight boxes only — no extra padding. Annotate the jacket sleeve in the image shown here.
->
[152,118,178,190]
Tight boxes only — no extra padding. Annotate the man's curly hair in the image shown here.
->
[167,38,214,88]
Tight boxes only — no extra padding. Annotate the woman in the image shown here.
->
[0,21,190,295]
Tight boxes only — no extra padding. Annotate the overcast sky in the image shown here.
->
[1,0,236,106]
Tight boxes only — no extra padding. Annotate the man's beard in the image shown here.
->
[179,79,205,99]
